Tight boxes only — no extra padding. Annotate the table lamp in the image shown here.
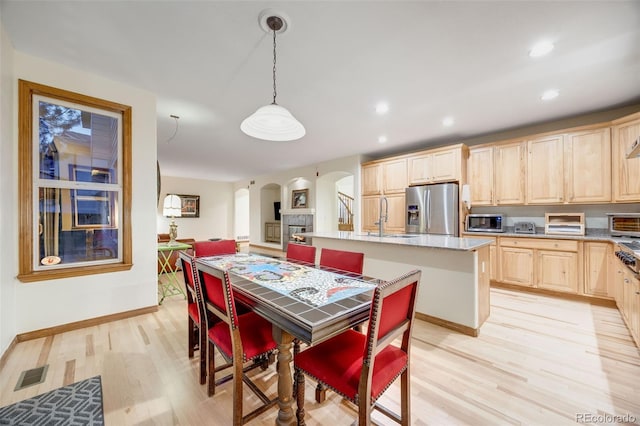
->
[163,194,182,246]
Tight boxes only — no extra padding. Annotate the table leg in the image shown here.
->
[272,327,295,426]
[157,249,186,304]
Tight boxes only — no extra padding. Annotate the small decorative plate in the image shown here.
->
[41,256,61,266]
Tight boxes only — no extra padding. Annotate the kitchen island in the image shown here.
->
[302,231,493,336]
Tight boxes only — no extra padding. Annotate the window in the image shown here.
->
[18,80,132,282]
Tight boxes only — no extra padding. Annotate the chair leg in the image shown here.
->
[207,340,216,396]
[199,324,207,385]
[315,383,327,403]
[188,317,196,358]
[400,369,410,426]
[232,357,244,426]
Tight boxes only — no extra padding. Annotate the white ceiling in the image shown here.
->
[2,1,639,182]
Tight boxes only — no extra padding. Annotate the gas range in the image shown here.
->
[615,240,640,274]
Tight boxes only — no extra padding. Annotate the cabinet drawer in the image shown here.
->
[499,238,578,252]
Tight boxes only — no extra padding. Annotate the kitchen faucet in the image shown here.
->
[374,195,389,237]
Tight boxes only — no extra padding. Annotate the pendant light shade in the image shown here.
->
[241,12,305,142]
[241,104,305,141]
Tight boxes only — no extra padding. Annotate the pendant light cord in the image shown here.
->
[272,27,277,105]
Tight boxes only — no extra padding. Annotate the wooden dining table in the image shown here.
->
[195,253,379,426]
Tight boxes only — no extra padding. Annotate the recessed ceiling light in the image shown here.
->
[541,89,559,101]
[375,102,389,115]
[378,135,388,144]
[442,116,455,127]
[529,41,554,58]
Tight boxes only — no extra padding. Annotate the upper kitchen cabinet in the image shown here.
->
[382,158,408,194]
[612,113,640,202]
[408,145,465,186]
[467,146,494,206]
[361,163,383,196]
[527,134,565,204]
[564,127,611,203]
[494,141,526,205]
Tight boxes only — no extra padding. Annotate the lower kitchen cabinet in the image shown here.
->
[498,237,580,293]
[583,242,613,298]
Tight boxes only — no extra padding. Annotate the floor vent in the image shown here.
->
[15,365,49,391]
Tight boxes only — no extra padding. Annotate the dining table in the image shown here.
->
[195,253,380,426]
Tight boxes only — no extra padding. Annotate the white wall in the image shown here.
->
[234,188,250,240]
[157,175,234,241]
[234,155,363,248]
[3,51,159,337]
[0,15,17,354]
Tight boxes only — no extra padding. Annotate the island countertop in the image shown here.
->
[300,231,492,251]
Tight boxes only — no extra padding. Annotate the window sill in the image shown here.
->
[17,263,134,283]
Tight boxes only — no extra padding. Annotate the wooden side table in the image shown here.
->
[157,242,191,304]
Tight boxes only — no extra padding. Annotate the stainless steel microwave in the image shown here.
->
[466,214,506,233]
[607,213,640,238]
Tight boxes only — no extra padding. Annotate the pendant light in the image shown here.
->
[241,13,305,141]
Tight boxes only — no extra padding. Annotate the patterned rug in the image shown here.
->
[0,376,104,425]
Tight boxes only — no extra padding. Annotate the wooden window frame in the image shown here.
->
[18,80,133,282]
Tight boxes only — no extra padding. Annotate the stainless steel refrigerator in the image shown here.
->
[405,183,459,236]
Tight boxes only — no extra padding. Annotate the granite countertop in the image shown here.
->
[462,227,618,242]
[300,231,492,251]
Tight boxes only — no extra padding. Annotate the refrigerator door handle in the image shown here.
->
[426,190,431,231]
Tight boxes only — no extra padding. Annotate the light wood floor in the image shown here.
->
[1,280,639,425]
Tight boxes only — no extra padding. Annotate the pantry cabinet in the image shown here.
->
[612,115,640,202]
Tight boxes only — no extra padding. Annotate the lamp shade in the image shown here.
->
[241,104,306,142]
[163,194,182,217]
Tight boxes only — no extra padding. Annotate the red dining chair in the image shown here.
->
[319,248,364,275]
[196,265,278,425]
[294,269,421,426]
[286,242,317,265]
[179,240,237,385]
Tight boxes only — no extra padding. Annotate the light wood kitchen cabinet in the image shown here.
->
[583,242,612,298]
[362,163,382,196]
[467,146,494,205]
[464,235,497,280]
[382,158,408,194]
[612,115,640,202]
[498,237,580,293]
[526,135,564,204]
[537,250,578,293]
[621,267,640,344]
[499,246,534,286]
[408,145,462,185]
[361,195,381,232]
[565,128,611,203]
[264,222,281,243]
[494,141,526,205]
[385,193,407,233]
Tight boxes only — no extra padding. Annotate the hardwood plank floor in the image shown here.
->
[1,281,639,425]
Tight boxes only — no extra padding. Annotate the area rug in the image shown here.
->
[0,376,104,425]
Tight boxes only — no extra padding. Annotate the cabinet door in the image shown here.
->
[382,159,408,194]
[631,277,640,344]
[274,223,281,243]
[432,148,460,182]
[527,135,564,204]
[385,194,407,233]
[583,242,612,298]
[612,119,640,202]
[495,142,526,204]
[499,246,534,286]
[408,154,433,185]
[361,195,381,232]
[362,163,382,196]
[537,250,578,293]
[565,128,611,203]
[467,146,494,205]
[265,223,275,241]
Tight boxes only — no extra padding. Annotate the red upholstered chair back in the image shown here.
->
[363,270,420,373]
[319,248,364,275]
[286,243,317,265]
[194,240,236,257]
[179,251,196,291]
[197,267,239,329]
